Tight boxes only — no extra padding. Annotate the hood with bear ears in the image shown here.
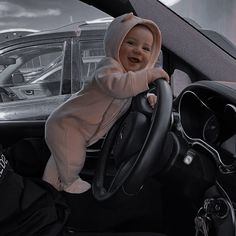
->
[104,12,162,70]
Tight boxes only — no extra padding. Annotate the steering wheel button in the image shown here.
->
[183,154,193,165]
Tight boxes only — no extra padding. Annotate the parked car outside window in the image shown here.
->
[0,21,109,120]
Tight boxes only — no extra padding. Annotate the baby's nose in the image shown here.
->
[134,47,142,54]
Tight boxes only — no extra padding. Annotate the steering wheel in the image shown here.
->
[92,79,173,201]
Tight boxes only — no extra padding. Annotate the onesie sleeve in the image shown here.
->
[94,58,150,99]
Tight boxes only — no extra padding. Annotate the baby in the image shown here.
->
[42,12,169,194]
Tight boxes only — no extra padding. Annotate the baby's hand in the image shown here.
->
[147,92,157,109]
[148,67,169,83]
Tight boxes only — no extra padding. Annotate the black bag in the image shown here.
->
[0,152,70,236]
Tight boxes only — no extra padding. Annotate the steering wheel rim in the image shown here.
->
[92,79,173,201]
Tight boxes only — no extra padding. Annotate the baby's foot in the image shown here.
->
[64,178,91,194]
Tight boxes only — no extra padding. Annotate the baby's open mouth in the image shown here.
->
[128,57,140,63]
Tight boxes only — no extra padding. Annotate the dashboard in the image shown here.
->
[174,81,236,173]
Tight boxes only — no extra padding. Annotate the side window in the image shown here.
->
[79,40,105,87]
[170,69,192,97]
[0,43,65,102]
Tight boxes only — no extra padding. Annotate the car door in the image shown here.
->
[0,28,107,179]
[0,38,75,161]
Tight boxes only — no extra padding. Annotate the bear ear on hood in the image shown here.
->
[121,12,134,22]
[104,12,162,69]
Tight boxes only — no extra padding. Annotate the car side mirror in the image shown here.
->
[0,56,16,66]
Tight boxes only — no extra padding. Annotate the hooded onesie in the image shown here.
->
[42,12,162,193]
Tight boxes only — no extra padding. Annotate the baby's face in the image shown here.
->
[119,25,153,72]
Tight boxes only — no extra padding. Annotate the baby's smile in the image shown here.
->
[128,56,141,63]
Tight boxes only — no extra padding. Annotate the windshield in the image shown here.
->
[159,0,236,54]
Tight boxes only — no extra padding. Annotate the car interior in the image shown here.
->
[0,0,236,236]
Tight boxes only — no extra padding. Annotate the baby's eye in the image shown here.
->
[127,40,135,45]
[143,47,151,52]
